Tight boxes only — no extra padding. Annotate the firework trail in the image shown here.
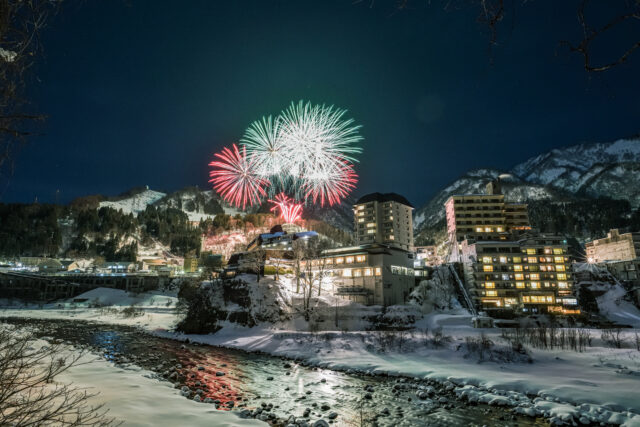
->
[269,193,303,224]
[208,143,268,210]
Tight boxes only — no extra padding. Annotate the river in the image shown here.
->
[1,317,546,426]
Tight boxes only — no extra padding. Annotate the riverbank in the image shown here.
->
[3,284,640,426]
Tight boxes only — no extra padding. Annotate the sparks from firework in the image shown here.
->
[241,115,286,179]
[241,101,362,205]
[303,158,358,206]
[269,193,303,224]
[208,143,269,210]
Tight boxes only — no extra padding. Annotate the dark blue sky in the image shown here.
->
[4,0,639,207]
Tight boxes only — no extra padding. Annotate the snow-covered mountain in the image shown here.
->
[95,186,354,231]
[98,187,241,221]
[414,137,640,235]
[99,189,166,215]
[512,138,640,206]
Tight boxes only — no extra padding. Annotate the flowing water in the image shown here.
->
[1,317,546,426]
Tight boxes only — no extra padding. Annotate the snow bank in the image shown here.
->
[59,354,264,426]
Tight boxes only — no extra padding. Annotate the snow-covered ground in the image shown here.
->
[3,277,640,426]
[57,353,264,427]
[1,287,180,331]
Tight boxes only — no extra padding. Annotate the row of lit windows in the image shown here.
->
[339,267,382,277]
[482,257,566,267]
[474,226,505,233]
[484,292,555,303]
[323,255,367,265]
[483,281,570,289]
[391,265,414,276]
[525,248,564,255]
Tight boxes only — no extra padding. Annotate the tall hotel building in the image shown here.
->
[353,193,414,251]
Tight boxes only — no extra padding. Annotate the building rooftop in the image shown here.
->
[355,192,413,208]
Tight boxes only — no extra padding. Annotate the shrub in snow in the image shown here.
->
[176,275,290,333]
[409,266,459,312]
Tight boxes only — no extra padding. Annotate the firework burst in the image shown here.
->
[209,101,362,211]
[269,193,303,224]
[240,115,286,179]
[303,158,358,206]
[208,143,269,210]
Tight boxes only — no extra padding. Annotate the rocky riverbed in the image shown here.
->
[1,317,547,426]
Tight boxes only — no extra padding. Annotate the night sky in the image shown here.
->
[4,0,639,207]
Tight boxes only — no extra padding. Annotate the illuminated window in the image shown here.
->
[522,295,530,303]
[516,281,525,289]
[526,248,536,255]
[482,256,492,264]
[353,269,362,277]
[528,257,538,264]
[388,235,395,240]
[514,265,523,271]
[342,269,352,277]
[356,255,366,263]
[553,248,564,255]
[485,227,492,232]
[504,298,517,306]
[325,258,333,265]
[367,223,375,228]
[513,257,522,263]
[530,273,540,280]
[557,273,567,280]
[483,265,493,272]
[346,256,355,264]
[515,273,524,280]
[389,216,393,220]
[554,257,564,264]
[558,281,568,289]
[486,290,497,297]
[335,257,344,264]
[556,265,565,272]
[484,282,495,288]
[367,230,375,234]
[497,227,504,232]
[475,227,484,232]
[374,267,382,276]
[544,248,552,254]
[499,256,507,263]
[530,281,539,289]
[358,218,364,223]
[364,268,373,276]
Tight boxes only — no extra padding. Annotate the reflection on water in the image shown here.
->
[1,318,546,426]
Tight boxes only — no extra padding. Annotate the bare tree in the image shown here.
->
[244,247,265,283]
[297,239,331,321]
[358,0,640,73]
[0,326,116,426]
[1,0,59,189]
[560,0,640,72]
[269,248,286,280]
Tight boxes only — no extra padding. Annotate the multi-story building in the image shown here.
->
[353,193,414,251]
[445,180,530,243]
[586,229,640,263]
[311,244,416,306]
[460,234,579,315]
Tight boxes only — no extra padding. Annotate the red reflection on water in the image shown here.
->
[160,342,245,410]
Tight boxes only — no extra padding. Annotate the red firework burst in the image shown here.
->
[269,193,303,224]
[304,159,358,206]
[209,143,268,210]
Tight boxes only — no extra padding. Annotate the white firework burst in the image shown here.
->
[237,100,363,206]
[240,115,285,178]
